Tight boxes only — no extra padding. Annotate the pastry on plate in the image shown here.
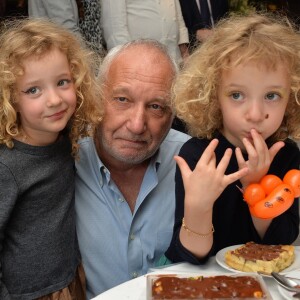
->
[225,242,295,274]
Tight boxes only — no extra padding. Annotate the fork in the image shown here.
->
[271,272,300,293]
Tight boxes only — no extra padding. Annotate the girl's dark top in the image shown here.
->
[0,134,80,299]
[165,132,300,264]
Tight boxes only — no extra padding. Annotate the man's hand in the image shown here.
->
[196,28,212,42]
[179,43,189,63]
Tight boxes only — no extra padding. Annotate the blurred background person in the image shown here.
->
[281,0,300,29]
[101,0,189,65]
[0,0,6,19]
[1,0,28,19]
[28,0,80,35]
[78,0,106,56]
[179,0,229,52]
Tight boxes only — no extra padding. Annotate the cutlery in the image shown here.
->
[271,272,300,293]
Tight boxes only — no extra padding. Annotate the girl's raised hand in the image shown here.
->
[236,129,285,188]
[175,139,248,213]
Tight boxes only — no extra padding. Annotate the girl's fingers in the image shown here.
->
[269,141,285,161]
[243,130,284,169]
[196,139,219,167]
[251,129,267,150]
[242,138,259,167]
[174,156,191,179]
[235,147,247,169]
[218,149,248,184]
[226,167,249,185]
[242,132,267,167]
[207,151,217,168]
[242,137,257,161]
[250,129,268,164]
[216,148,232,174]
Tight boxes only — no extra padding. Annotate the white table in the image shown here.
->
[93,258,287,299]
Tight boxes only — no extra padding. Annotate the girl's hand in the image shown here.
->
[236,129,285,188]
[175,139,248,213]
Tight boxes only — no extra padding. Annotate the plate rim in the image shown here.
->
[278,284,298,300]
[215,244,299,277]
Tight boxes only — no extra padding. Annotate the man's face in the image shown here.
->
[97,46,174,166]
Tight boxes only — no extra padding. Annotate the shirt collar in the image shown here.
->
[97,147,162,187]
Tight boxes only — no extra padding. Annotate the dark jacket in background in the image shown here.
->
[287,1,300,28]
[179,0,229,49]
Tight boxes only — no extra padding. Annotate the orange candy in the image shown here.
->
[283,169,300,197]
[249,184,295,219]
[260,174,282,195]
[243,169,300,219]
[243,183,265,206]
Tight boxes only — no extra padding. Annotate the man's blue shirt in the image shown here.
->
[75,129,190,298]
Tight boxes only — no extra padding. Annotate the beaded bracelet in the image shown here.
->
[182,218,214,237]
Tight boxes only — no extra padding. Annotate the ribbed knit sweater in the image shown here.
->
[0,135,80,299]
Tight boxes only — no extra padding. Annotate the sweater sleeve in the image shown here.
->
[165,138,210,264]
[0,163,18,299]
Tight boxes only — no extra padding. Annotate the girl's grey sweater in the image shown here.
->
[0,135,80,299]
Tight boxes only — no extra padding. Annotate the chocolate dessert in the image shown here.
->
[225,242,294,274]
[151,275,266,299]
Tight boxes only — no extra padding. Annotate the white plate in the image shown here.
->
[278,281,300,300]
[277,275,300,299]
[215,245,300,277]
[278,285,296,300]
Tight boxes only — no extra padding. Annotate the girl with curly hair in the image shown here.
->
[165,13,300,264]
[0,18,101,299]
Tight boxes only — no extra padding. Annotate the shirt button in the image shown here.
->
[130,233,135,240]
[119,198,124,202]
[132,272,138,278]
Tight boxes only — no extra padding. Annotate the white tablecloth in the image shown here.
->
[93,258,287,299]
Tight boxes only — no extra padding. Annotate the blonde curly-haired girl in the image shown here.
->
[0,18,102,299]
[165,13,300,265]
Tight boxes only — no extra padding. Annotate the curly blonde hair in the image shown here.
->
[0,18,103,157]
[174,13,300,142]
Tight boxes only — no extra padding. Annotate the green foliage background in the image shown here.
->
[228,0,268,14]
